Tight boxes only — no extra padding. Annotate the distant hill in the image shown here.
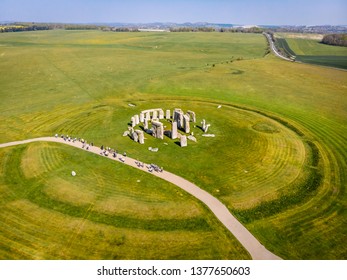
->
[1,21,347,34]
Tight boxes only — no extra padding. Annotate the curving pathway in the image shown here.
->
[0,137,281,260]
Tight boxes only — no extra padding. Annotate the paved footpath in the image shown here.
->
[0,137,281,260]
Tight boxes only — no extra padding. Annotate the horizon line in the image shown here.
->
[1,20,347,27]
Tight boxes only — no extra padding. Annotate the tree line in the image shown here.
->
[0,22,104,33]
[0,24,52,32]
[169,27,264,33]
[321,34,347,47]
[1,22,265,34]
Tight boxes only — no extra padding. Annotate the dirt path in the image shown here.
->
[0,137,281,260]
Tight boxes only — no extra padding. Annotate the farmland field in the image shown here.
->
[0,30,346,259]
[276,33,347,69]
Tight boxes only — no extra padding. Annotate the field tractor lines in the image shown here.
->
[0,137,281,260]
[63,203,95,256]
[26,105,113,137]
[0,204,53,259]
[254,113,346,259]
[42,51,100,103]
[37,144,65,177]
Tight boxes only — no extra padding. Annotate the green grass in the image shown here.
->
[0,30,346,259]
[0,143,249,259]
[295,55,347,69]
[276,34,347,69]
[282,36,347,56]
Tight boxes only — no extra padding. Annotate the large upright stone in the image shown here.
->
[159,109,164,120]
[183,114,190,133]
[187,110,196,122]
[173,109,182,122]
[180,135,187,147]
[146,111,151,121]
[171,121,178,139]
[140,113,145,123]
[166,109,171,119]
[151,120,164,139]
[132,131,139,142]
[180,113,185,128]
[136,130,145,144]
[131,116,136,127]
[134,115,140,125]
[144,118,149,130]
[152,110,158,120]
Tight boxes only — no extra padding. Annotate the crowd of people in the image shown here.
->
[55,133,163,173]
[148,163,163,173]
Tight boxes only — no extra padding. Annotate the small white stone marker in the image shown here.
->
[71,171,76,176]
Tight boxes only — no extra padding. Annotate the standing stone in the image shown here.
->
[171,121,178,139]
[132,131,139,142]
[136,130,145,144]
[166,109,171,119]
[138,133,145,144]
[151,120,164,139]
[159,109,164,119]
[187,110,196,122]
[144,118,149,130]
[173,110,178,122]
[180,135,188,147]
[140,113,145,123]
[153,110,158,120]
[201,119,206,131]
[174,109,182,122]
[183,114,190,134]
[204,124,211,133]
[146,111,151,121]
[175,111,184,129]
[131,116,136,128]
[134,115,140,125]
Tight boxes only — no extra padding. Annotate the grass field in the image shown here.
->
[0,30,346,259]
[276,33,347,69]
[0,142,249,259]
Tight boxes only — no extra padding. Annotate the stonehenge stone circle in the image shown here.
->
[126,107,209,147]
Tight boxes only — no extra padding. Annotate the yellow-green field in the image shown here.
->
[276,33,347,69]
[0,30,346,259]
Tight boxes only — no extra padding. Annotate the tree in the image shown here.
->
[321,34,347,47]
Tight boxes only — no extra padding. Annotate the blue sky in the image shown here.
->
[1,0,346,25]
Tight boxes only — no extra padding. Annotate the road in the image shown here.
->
[0,136,282,260]
[263,32,294,62]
